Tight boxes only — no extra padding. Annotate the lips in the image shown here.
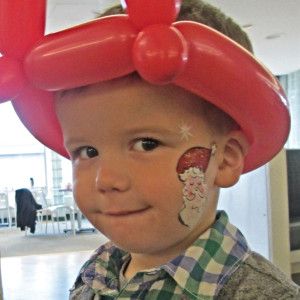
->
[103,206,151,217]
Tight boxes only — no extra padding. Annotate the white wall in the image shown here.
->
[0,154,46,191]
[218,166,270,259]
[218,151,292,277]
[0,102,46,191]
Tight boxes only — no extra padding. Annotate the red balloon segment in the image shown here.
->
[12,85,68,158]
[0,57,26,103]
[133,25,188,84]
[0,0,46,60]
[24,16,138,91]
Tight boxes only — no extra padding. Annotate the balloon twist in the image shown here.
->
[0,0,291,173]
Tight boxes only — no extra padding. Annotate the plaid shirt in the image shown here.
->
[70,211,251,300]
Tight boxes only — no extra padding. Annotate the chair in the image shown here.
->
[0,191,14,228]
[32,188,75,235]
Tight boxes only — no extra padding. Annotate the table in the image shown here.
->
[59,189,95,234]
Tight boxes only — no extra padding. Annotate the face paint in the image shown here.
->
[176,144,216,228]
[178,123,193,141]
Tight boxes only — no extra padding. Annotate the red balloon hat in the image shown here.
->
[0,0,290,173]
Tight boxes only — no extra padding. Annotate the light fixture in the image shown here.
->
[265,33,285,40]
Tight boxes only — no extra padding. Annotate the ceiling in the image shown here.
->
[46,0,300,75]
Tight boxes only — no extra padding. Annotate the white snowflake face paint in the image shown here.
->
[176,144,217,228]
[178,123,193,141]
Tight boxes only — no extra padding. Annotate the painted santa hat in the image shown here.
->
[177,147,214,175]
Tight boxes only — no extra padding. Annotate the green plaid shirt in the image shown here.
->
[70,211,251,299]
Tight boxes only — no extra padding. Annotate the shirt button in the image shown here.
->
[146,271,158,276]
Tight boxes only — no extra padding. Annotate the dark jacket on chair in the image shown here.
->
[15,188,42,233]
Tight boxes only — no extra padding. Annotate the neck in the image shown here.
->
[124,245,185,280]
[124,212,217,280]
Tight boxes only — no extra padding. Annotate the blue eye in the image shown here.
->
[78,146,98,159]
[133,138,160,152]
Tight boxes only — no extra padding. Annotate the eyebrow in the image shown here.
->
[64,126,181,149]
[64,137,88,149]
[123,126,179,137]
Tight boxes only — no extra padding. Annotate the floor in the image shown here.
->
[1,251,91,300]
[0,219,104,258]
[1,220,300,299]
[0,218,104,300]
[2,252,300,300]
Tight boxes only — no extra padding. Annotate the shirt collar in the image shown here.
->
[161,210,251,298]
[80,211,251,298]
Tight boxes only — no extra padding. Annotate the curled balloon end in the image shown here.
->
[0,57,26,103]
[125,0,181,29]
[133,25,188,85]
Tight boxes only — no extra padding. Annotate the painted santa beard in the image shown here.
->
[183,176,206,200]
[179,175,208,227]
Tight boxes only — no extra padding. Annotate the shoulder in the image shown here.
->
[218,252,300,299]
[69,284,96,300]
[69,241,129,299]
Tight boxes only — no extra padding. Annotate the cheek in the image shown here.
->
[140,173,180,199]
[71,167,94,209]
[72,182,86,212]
[133,164,183,209]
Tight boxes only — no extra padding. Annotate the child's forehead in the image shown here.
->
[55,75,206,116]
[54,76,216,143]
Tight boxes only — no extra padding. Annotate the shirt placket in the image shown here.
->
[118,270,161,299]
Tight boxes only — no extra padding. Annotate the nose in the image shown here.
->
[95,159,131,193]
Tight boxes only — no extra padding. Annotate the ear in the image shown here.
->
[215,130,249,188]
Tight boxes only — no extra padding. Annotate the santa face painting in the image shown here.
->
[177,146,216,227]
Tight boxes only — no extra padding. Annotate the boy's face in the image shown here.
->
[55,77,222,257]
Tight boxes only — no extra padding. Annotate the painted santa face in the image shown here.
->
[184,176,206,200]
[177,146,216,227]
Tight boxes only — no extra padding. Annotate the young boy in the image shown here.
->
[1,0,299,299]
[51,1,299,299]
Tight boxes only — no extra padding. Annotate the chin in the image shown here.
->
[109,235,149,253]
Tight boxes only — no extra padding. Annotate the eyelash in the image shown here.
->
[71,137,161,160]
[132,137,161,152]
[73,146,98,160]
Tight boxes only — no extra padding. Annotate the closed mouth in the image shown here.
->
[104,207,151,217]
